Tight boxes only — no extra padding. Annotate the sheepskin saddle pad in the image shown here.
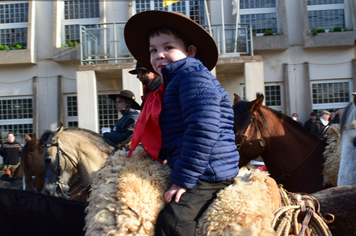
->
[322,123,341,187]
[85,146,280,236]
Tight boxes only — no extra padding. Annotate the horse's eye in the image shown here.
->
[44,158,51,164]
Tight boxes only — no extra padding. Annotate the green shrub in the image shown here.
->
[316,28,325,33]
[12,43,23,49]
[263,30,274,36]
[333,27,342,32]
[0,45,10,50]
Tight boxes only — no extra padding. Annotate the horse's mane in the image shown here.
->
[39,127,118,150]
[233,98,312,134]
[340,101,356,135]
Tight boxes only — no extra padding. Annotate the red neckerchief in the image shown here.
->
[128,82,164,163]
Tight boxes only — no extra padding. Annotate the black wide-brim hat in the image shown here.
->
[129,62,147,75]
[124,10,218,74]
[109,90,141,110]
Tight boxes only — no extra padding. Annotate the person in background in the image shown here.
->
[304,112,317,132]
[329,110,340,124]
[104,90,141,145]
[0,133,22,177]
[129,62,162,107]
[291,113,303,126]
[311,110,330,139]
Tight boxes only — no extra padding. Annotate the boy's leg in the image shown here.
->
[155,179,232,236]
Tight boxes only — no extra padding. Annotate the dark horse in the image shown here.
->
[233,94,327,193]
[0,188,87,236]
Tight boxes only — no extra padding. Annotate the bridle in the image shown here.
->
[236,113,266,151]
[43,139,79,198]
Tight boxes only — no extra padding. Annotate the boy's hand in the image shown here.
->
[165,184,187,203]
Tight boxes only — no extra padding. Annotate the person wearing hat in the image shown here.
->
[124,11,239,236]
[311,110,330,139]
[129,62,162,107]
[304,112,317,132]
[104,90,140,145]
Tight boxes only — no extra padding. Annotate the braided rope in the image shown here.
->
[272,187,333,236]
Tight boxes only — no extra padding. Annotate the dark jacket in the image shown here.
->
[304,119,314,132]
[159,57,240,190]
[103,107,140,145]
[0,141,22,166]
[311,119,327,139]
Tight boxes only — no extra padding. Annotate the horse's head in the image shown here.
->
[41,124,74,197]
[233,94,266,168]
[20,134,44,193]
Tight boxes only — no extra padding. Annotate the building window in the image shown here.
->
[311,80,351,113]
[98,94,118,131]
[135,0,205,25]
[265,84,283,112]
[0,1,29,49]
[307,0,348,30]
[265,84,281,106]
[64,94,118,131]
[239,0,278,35]
[0,97,33,145]
[65,95,78,128]
[62,0,100,44]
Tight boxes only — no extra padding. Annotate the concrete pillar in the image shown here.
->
[76,70,99,132]
[303,62,313,116]
[352,59,356,92]
[244,62,265,102]
[32,76,39,136]
[122,68,143,105]
[283,63,291,116]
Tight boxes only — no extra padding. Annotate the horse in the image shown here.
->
[18,134,45,193]
[0,188,88,236]
[41,124,118,199]
[233,94,327,193]
[338,94,356,186]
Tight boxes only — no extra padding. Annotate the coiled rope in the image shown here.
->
[272,186,334,236]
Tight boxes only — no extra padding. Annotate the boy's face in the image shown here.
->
[149,33,196,76]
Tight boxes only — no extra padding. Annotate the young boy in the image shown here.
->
[104,90,140,145]
[124,11,240,236]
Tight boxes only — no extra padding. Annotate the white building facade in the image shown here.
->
[0,0,355,144]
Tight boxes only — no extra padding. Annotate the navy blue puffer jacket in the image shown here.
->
[159,57,239,189]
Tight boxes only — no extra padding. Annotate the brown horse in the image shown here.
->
[18,134,44,193]
[233,94,327,193]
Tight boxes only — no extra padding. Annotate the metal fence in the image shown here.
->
[80,22,253,65]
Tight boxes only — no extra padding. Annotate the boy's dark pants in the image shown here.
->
[155,179,233,236]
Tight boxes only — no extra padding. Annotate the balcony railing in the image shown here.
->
[80,22,253,65]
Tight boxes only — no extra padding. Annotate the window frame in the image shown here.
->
[306,0,349,31]
[239,1,280,36]
[0,1,29,48]
[264,83,284,112]
[0,96,33,145]
[61,0,100,45]
[310,79,352,111]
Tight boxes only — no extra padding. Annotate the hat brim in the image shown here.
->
[124,10,218,74]
[129,69,137,75]
[108,94,141,110]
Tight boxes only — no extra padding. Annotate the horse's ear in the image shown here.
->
[250,94,264,112]
[32,133,37,140]
[25,134,32,141]
[233,93,242,105]
[52,124,64,141]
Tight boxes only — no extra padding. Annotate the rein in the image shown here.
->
[44,140,80,198]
